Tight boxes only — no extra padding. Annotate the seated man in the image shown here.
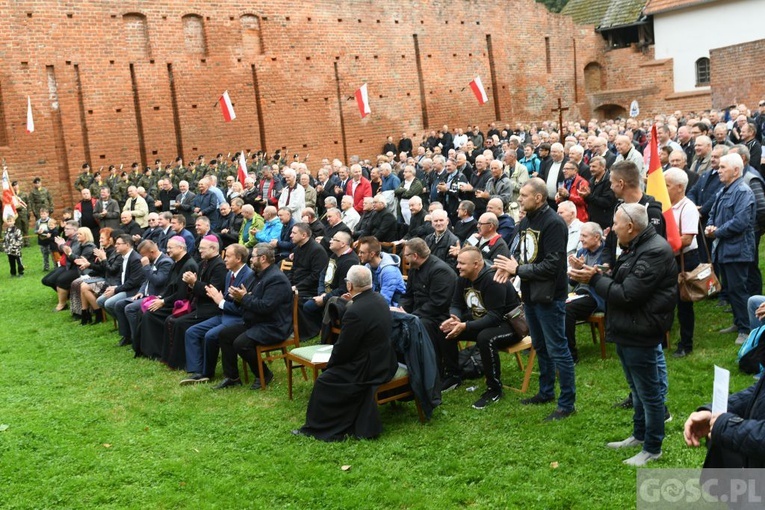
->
[303,231,359,334]
[254,206,282,244]
[301,207,326,239]
[181,243,255,384]
[452,200,478,244]
[368,195,398,242]
[564,222,605,363]
[162,235,228,369]
[319,208,351,254]
[295,265,398,441]
[461,212,511,263]
[340,195,361,232]
[358,236,406,306]
[486,198,515,246]
[399,238,458,390]
[271,207,296,262]
[557,200,583,257]
[403,195,434,240]
[289,222,329,338]
[424,209,460,272]
[440,246,522,409]
[214,243,294,390]
[98,234,144,319]
[238,204,265,249]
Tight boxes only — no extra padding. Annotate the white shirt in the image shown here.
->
[672,196,699,253]
[342,208,361,232]
[546,161,563,198]
[121,249,134,285]
[566,219,583,256]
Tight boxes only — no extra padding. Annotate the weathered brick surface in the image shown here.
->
[711,40,765,110]
[0,1,709,208]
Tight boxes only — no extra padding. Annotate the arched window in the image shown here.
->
[182,14,207,55]
[241,14,264,55]
[584,62,604,92]
[123,13,151,58]
[696,57,710,86]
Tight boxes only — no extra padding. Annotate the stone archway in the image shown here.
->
[593,104,627,120]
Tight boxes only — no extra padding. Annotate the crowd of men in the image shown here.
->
[22,104,765,463]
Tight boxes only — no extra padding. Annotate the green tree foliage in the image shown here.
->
[536,0,570,13]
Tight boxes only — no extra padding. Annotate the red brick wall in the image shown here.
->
[711,39,765,110]
[0,1,706,209]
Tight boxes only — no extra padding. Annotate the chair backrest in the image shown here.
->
[401,254,411,279]
[280,259,293,272]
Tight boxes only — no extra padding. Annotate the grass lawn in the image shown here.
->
[0,246,756,509]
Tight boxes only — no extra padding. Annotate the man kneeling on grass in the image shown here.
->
[294,265,398,441]
[440,246,522,409]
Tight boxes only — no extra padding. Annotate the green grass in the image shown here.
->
[0,247,756,509]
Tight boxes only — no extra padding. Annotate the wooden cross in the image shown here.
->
[551,98,569,130]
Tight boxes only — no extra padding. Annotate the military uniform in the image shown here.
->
[74,171,93,191]
[29,186,54,219]
[114,178,131,207]
[15,192,30,246]
[89,178,107,198]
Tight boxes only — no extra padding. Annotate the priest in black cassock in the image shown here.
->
[295,265,398,441]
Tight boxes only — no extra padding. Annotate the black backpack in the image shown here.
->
[458,345,483,379]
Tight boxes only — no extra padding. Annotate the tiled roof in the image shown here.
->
[645,0,717,15]
[561,0,648,29]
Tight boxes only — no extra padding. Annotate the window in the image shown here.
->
[696,57,710,86]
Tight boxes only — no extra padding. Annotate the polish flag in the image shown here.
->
[646,124,682,252]
[2,168,17,221]
[355,83,371,119]
[469,76,488,105]
[219,91,236,122]
[26,96,35,133]
[237,151,248,186]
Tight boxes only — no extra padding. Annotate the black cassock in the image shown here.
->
[299,289,398,441]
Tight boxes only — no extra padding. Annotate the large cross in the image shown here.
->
[551,98,569,130]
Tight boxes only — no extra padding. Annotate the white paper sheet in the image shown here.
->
[712,365,730,414]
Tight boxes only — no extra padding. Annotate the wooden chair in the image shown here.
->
[241,289,307,389]
[279,259,293,272]
[577,312,607,360]
[501,336,536,393]
[380,241,401,256]
[287,327,425,422]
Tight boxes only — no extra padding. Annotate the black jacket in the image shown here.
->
[321,250,359,298]
[115,249,145,295]
[241,264,294,343]
[584,170,617,229]
[189,255,228,318]
[425,230,459,273]
[602,194,665,267]
[291,239,329,298]
[452,218,477,244]
[399,254,457,323]
[405,209,434,240]
[369,210,398,242]
[590,225,677,348]
[514,203,568,304]
[450,265,520,333]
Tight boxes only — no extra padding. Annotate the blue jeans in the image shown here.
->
[748,295,765,331]
[185,314,244,377]
[616,344,665,454]
[525,300,576,412]
[99,291,129,317]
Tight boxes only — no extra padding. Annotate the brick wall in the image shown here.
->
[0,0,705,209]
[711,39,765,110]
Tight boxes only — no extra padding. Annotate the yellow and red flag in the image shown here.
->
[645,124,681,252]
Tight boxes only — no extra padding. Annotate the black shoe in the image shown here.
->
[214,377,242,390]
[672,347,691,358]
[440,375,462,393]
[716,299,729,308]
[91,310,104,325]
[80,310,91,326]
[472,389,503,409]
[613,394,633,409]
[118,337,131,347]
[544,408,576,421]
[520,393,555,405]
[250,370,274,390]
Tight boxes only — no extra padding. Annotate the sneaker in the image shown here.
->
[664,405,672,423]
[180,373,210,386]
[607,436,644,449]
[719,325,738,334]
[735,333,748,345]
[440,375,462,393]
[520,393,555,405]
[623,450,662,467]
[472,389,502,409]
[613,394,633,409]
[544,408,576,421]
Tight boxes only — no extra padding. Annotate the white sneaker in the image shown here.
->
[607,436,644,449]
[623,450,662,466]
[735,333,748,345]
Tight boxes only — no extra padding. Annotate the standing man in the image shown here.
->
[94,186,121,231]
[493,178,576,421]
[29,177,54,221]
[123,185,149,228]
[345,163,372,214]
[278,168,306,220]
[570,203,676,466]
[707,153,756,345]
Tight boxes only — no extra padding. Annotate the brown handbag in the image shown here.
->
[503,305,530,339]
[677,214,720,302]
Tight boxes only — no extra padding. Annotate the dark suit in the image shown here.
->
[94,199,121,230]
[298,289,398,441]
[369,210,398,242]
[114,250,145,296]
[217,264,294,381]
[175,191,197,227]
[320,222,352,254]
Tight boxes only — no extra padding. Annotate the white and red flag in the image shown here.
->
[26,96,35,133]
[469,76,488,105]
[2,167,17,221]
[355,83,371,118]
[237,151,248,186]
[219,91,236,122]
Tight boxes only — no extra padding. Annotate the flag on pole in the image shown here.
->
[26,96,35,133]
[219,91,236,122]
[237,151,248,186]
[469,76,488,105]
[646,124,682,252]
[2,168,17,221]
[355,83,371,119]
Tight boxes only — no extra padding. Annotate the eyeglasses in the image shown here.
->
[476,222,491,226]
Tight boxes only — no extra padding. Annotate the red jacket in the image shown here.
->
[346,177,373,213]
[557,174,589,223]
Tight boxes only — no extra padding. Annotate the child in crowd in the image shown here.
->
[36,207,53,271]
[3,217,24,277]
